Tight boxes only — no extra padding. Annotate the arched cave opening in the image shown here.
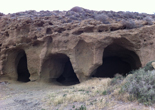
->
[55,54,80,85]
[16,51,30,82]
[92,43,141,78]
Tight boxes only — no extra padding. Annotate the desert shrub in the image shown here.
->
[107,11,113,18]
[152,14,155,19]
[70,6,83,12]
[121,68,155,105]
[143,61,155,71]
[95,13,109,24]
[123,11,137,19]
[143,16,154,25]
[118,11,127,18]
[110,74,124,85]
[141,13,148,18]
[121,19,137,29]
[0,12,4,16]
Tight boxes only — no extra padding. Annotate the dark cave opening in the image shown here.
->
[17,51,30,82]
[94,56,132,78]
[55,55,80,85]
[93,43,141,78]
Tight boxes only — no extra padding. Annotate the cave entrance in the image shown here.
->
[55,54,80,85]
[93,43,141,78]
[16,50,30,82]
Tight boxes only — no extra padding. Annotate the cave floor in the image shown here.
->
[0,78,154,110]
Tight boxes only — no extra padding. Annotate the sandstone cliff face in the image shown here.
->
[0,8,155,83]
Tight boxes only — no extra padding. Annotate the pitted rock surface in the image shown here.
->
[0,7,155,82]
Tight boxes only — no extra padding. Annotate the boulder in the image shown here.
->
[152,62,155,69]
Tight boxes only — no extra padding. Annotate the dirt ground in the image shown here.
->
[0,78,155,110]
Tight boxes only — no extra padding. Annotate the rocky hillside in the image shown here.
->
[0,6,155,84]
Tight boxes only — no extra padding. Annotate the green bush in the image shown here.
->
[102,90,107,95]
[75,105,86,110]
[143,61,155,71]
[121,68,155,105]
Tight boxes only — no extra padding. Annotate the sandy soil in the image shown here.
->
[0,78,155,110]
[0,80,63,110]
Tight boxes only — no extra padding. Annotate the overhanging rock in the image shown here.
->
[0,9,155,83]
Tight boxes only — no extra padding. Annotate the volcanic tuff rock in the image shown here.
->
[0,7,155,83]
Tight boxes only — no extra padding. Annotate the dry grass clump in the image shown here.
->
[49,92,89,106]
[46,78,114,109]
[74,78,111,95]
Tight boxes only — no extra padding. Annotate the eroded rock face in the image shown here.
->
[0,8,155,83]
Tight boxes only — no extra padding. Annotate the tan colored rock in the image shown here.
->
[0,10,155,84]
[152,62,155,69]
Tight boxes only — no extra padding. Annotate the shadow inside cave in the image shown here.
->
[16,51,30,82]
[92,43,141,78]
[56,56,80,86]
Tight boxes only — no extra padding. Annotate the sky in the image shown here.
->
[0,0,155,14]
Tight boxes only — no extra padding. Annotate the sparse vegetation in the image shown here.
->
[4,6,155,28]
[45,62,155,108]
[45,78,115,109]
